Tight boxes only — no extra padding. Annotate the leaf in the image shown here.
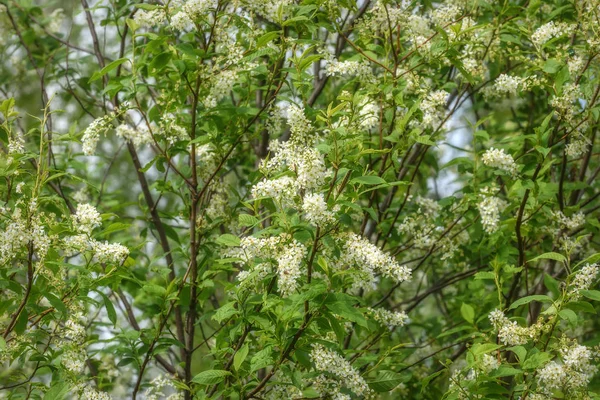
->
[529,252,566,263]
[508,295,553,310]
[89,58,129,82]
[238,214,259,227]
[149,52,172,71]
[420,370,443,393]
[368,371,405,392]
[580,290,600,302]
[44,382,69,400]
[44,292,67,315]
[96,290,117,327]
[558,309,578,325]
[216,234,241,247]
[233,344,249,371]
[490,367,522,378]
[250,347,273,373]
[212,302,238,323]
[522,352,553,370]
[350,175,387,185]
[461,303,475,324]
[191,370,231,385]
[471,343,502,355]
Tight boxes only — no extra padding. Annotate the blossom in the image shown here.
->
[115,124,153,147]
[310,344,371,397]
[568,263,599,298]
[134,8,167,28]
[477,187,507,234]
[419,90,448,130]
[302,193,335,226]
[73,204,102,234]
[338,233,412,289]
[493,74,526,96]
[482,147,518,176]
[91,240,130,265]
[367,307,410,329]
[532,21,575,47]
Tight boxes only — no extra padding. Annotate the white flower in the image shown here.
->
[310,344,371,397]
[91,240,130,265]
[302,193,334,226]
[532,21,575,47]
[565,138,590,158]
[134,8,167,28]
[482,147,518,176]
[73,204,102,234]
[419,90,448,130]
[480,354,500,373]
[493,74,526,96]
[568,263,599,298]
[477,188,507,234]
[115,124,153,147]
[367,307,410,329]
[338,233,412,290]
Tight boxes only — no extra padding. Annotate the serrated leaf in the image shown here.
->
[461,303,475,323]
[89,58,129,83]
[508,295,553,310]
[191,370,231,385]
[529,252,566,263]
[216,234,241,247]
[233,344,249,371]
[580,290,600,301]
[350,175,387,185]
[238,214,259,227]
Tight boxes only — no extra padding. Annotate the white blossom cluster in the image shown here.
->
[115,124,153,147]
[367,307,409,330]
[81,385,112,400]
[243,0,294,23]
[310,344,371,397]
[482,147,518,177]
[493,74,527,96]
[550,83,582,120]
[479,354,500,373]
[565,137,590,158]
[537,343,598,396]
[73,203,102,234]
[310,374,350,400]
[325,58,373,83]
[0,201,51,265]
[568,263,599,299]
[144,375,183,400]
[233,234,306,297]
[81,115,113,156]
[488,309,544,345]
[203,69,239,108]
[134,8,167,28]
[419,90,448,130]
[358,98,379,130]
[63,204,129,265]
[477,187,507,234]
[531,21,576,48]
[552,211,585,231]
[338,233,412,290]
[301,193,335,226]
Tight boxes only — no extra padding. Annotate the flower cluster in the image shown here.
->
[488,309,545,346]
[531,21,576,48]
[477,187,507,234]
[367,307,409,330]
[568,263,599,299]
[481,147,518,177]
[234,234,306,297]
[419,90,448,130]
[73,203,102,234]
[301,193,335,226]
[310,344,371,397]
[537,343,598,396]
[115,124,153,147]
[338,233,412,290]
[493,74,526,96]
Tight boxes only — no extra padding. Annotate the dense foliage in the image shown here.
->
[1,0,600,398]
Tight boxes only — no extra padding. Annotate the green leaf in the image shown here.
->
[508,295,553,310]
[150,52,172,71]
[529,252,566,263]
[461,303,475,324]
[471,343,502,355]
[233,344,249,371]
[238,214,259,227]
[368,371,405,392]
[212,302,238,323]
[522,352,553,370]
[216,234,241,247]
[89,58,129,82]
[350,175,387,185]
[325,301,368,328]
[191,370,232,385]
[44,292,67,315]
[44,382,69,400]
[96,290,117,327]
[580,290,600,302]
